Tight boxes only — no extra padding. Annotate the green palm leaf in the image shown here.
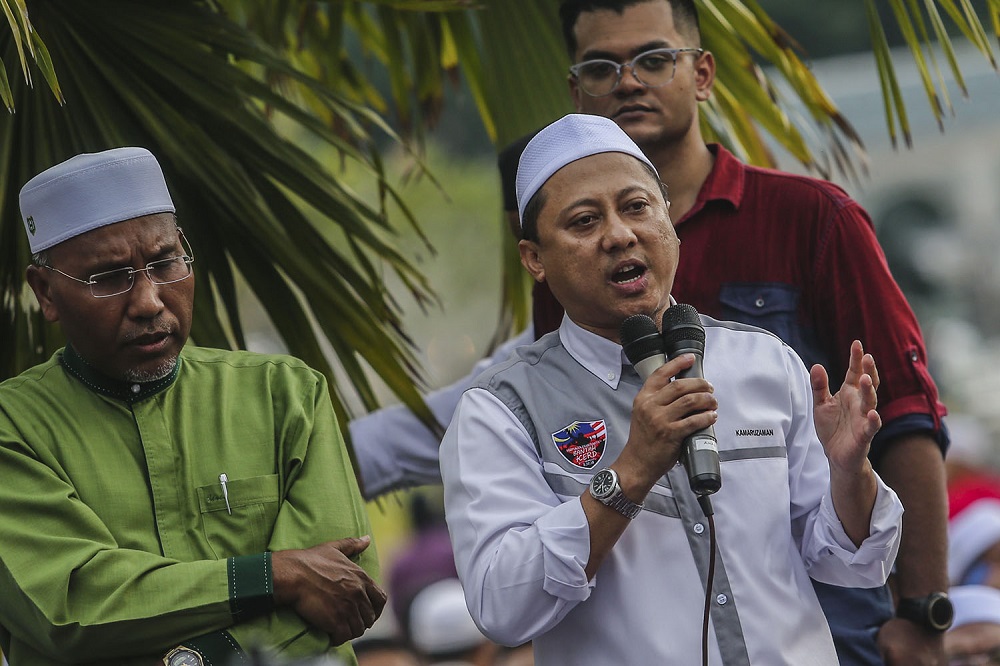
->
[3,0,999,481]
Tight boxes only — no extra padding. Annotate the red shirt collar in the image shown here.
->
[677,143,745,226]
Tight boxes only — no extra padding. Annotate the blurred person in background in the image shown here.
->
[409,577,499,666]
[949,499,1000,589]
[946,585,1000,665]
[946,415,1000,519]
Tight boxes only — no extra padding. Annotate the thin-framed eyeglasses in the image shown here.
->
[43,227,195,298]
[569,47,704,97]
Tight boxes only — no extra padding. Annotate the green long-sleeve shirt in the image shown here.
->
[0,346,378,665]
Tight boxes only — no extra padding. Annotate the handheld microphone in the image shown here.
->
[620,313,667,379]
[661,304,722,497]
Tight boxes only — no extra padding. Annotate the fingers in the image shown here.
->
[332,534,372,559]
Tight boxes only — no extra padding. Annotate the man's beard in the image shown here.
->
[123,354,178,383]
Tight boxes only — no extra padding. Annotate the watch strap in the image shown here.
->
[604,490,643,519]
[896,592,954,632]
[590,469,643,519]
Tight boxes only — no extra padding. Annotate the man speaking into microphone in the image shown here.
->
[439,114,904,665]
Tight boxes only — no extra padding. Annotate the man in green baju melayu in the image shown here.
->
[1,147,385,666]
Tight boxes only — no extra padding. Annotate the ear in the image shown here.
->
[693,50,716,102]
[518,239,546,284]
[25,265,61,323]
[568,75,585,112]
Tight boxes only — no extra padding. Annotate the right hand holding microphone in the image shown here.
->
[617,351,719,496]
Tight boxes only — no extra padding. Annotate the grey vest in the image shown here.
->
[475,330,753,665]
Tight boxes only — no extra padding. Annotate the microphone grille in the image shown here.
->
[661,303,705,349]
[619,313,663,365]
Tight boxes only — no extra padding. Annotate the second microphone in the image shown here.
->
[620,304,722,497]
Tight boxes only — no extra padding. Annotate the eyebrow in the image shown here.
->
[580,40,672,62]
[559,184,658,216]
[82,236,181,274]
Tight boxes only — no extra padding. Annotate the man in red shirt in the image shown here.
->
[498,1,950,664]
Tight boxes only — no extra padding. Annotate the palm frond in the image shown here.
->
[0,1,440,450]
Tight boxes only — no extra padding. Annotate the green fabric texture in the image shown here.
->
[0,346,377,665]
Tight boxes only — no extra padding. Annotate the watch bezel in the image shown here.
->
[590,469,618,501]
[589,468,642,519]
[163,646,205,666]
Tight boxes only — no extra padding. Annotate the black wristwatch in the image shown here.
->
[589,468,643,519]
[896,592,954,632]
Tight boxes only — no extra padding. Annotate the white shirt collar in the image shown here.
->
[557,297,677,389]
[558,314,629,389]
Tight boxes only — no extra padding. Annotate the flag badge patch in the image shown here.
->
[551,420,607,469]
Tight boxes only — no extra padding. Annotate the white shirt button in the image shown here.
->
[131,384,141,394]
[716,593,729,605]
[755,297,765,308]
[693,523,705,535]
[607,371,616,381]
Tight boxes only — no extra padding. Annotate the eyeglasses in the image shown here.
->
[44,228,195,298]
[950,647,1000,666]
[569,47,704,97]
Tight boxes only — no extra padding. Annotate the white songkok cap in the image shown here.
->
[949,498,1000,584]
[951,585,1000,628]
[408,577,484,656]
[19,147,175,253]
[515,113,658,225]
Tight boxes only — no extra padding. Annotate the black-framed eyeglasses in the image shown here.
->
[44,227,195,298]
[569,47,704,97]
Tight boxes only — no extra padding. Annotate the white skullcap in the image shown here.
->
[950,498,1000,584]
[951,585,1000,628]
[515,113,658,225]
[19,147,175,253]
[408,577,484,656]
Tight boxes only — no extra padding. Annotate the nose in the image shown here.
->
[615,63,645,95]
[126,270,165,320]
[601,213,638,252]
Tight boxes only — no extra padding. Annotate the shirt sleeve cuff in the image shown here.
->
[228,553,275,619]
[536,498,595,602]
[820,474,903,566]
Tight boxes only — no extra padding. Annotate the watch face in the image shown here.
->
[591,469,616,499]
[166,648,204,666]
[928,595,955,630]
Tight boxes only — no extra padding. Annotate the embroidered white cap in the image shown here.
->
[19,147,175,253]
[408,577,484,656]
[950,584,1000,628]
[515,113,657,225]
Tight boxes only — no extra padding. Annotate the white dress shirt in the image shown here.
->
[441,316,902,665]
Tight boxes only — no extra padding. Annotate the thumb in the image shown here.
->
[332,534,372,558]
[809,363,831,404]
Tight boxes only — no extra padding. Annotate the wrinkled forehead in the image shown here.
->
[48,213,181,268]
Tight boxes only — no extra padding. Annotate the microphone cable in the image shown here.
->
[700,496,717,666]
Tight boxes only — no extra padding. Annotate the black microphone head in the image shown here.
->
[661,303,705,356]
[620,313,664,366]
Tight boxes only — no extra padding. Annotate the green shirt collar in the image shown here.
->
[60,344,181,403]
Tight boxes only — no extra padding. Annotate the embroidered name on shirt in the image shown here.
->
[735,428,774,437]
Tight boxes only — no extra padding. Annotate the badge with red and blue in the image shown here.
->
[551,420,607,469]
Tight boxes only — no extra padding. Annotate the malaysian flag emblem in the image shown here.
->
[551,420,607,469]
